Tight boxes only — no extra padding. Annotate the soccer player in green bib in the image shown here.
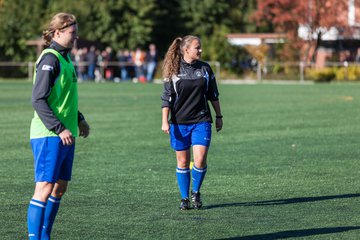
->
[27,13,90,239]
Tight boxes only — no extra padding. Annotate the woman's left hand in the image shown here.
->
[216,118,222,132]
[79,120,90,138]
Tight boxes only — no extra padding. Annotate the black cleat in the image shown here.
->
[191,191,202,209]
[179,198,191,210]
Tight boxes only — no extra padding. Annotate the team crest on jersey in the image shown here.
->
[195,70,202,77]
[41,65,53,71]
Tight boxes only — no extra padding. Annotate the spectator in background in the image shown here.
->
[133,47,146,82]
[145,43,158,82]
[118,49,133,81]
[94,49,103,82]
[86,46,97,81]
[71,48,78,77]
[74,48,87,81]
[103,46,115,81]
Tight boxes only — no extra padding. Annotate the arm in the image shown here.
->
[161,107,170,134]
[210,100,223,132]
[206,65,222,132]
[32,54,65,134]
[78,111,90,138]
[160,81,173,134]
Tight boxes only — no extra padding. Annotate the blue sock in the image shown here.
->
[41,196,61,240]
[176,167,190,199]
[192,165,207,192]
[27,199,46,240]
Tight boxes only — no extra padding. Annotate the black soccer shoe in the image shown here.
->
[191,191,202,209]
[179,198,191,210]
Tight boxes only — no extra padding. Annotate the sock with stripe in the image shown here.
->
[192,165,207,192]
[41,196,62,240]
[176,167,190,199]
[27,199,46,240]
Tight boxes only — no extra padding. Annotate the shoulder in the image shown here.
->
[36,50,61,74]
[38,51,60,66]
[197,60,210,67]
[196,60,212,71]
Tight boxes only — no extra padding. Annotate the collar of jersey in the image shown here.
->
[181,58,198,67]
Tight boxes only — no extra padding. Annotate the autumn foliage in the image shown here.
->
[254,0,349,61]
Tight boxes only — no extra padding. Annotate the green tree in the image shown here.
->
[151,0,188,55]
[46,0,156,50]
[0,0,265,72]
[177,0,261,68]
[0,0,47,61]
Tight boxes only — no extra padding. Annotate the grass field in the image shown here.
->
[1,80,360,239]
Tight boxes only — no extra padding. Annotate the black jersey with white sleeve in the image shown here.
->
[161,59,219,124]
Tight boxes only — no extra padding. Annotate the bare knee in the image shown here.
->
[193,146,208,168]
[33,182,54,202]
[177,158,190,168]
[194,159,207,168]
[52,180,68,198]
[176,150,191,169]
[53,185,67,198]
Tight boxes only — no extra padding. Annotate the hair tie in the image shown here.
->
[58,21,77,30]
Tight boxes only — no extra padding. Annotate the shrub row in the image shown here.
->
[306,66,360,82]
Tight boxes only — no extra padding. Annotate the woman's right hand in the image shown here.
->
[161,122,170,134]
[59,129,74,145]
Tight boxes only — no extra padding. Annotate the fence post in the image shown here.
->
[344,61,349,80]
[257,63,262,82]
[215,61,221,82]
[299,61,304,83]
[28,62,34,81]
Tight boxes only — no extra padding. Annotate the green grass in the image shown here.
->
[1,80,360,239]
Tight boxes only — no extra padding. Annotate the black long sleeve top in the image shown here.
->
[161,59,219,124]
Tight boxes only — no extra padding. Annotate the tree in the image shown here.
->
[151,0,188,55]
[47,0,156,50]
[177,0,261,65]
[254,0,349,61]
[0,0,47,61]
[0,0,262,71]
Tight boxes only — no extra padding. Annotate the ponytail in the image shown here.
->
[162,37,182,81]
[162,35,200,81]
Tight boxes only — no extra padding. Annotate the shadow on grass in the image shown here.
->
[204,193,360,210]
[217,226,360,239]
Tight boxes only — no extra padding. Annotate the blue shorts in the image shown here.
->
[30,136,75,183]
[170,122,212,151]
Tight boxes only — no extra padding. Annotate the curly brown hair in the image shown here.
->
[162,35,200,81]
[42,13,77,47]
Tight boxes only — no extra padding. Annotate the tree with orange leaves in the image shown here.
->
[254,0,349,61]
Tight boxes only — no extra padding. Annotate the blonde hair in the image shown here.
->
[42,13,77,47]
[162,35,200,81]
